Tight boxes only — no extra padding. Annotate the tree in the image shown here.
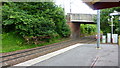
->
[100,7,120,35]
[2,2,70,40]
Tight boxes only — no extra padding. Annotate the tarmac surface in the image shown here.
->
[32,44,118,66]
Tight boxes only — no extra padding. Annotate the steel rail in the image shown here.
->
[1,39,80,63]
[0,39,73,58]
[1,36,96,64]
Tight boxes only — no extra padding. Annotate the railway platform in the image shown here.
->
[1,36,119,68]
[14,44,118,68]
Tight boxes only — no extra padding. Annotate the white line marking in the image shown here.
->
[14,43,84,66]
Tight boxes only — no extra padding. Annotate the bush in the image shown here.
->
[80,24,97,35]
[2,2,70,41]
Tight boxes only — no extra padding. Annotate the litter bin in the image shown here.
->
[102,35,106,43]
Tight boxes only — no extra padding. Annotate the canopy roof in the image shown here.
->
[110,12,120,16]
[82,0,120,10]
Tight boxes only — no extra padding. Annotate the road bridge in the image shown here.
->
[66,13,96,39]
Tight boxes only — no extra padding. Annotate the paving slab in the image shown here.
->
[32,44,118,66]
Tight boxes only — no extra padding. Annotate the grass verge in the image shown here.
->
[2,32,69,53]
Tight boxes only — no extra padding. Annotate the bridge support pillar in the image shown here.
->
[68,23,80,39]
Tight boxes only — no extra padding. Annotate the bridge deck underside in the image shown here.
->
[71,20,96,24]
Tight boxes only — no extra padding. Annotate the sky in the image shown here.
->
[54,0,97,14]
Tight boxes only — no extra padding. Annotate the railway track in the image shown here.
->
[1,36,96,68]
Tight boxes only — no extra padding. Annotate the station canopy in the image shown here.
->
[82,0,120,10]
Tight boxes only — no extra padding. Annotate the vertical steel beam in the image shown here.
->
[70,0,72,13]
[111,16,114,43]
[97,10,100,48]
[118,17,120,46]
[111,17,113,34]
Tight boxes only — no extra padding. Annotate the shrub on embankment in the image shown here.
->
[80,24,96,36]
[2,2,70,43]
[2,2,71,53]
[80,24,103,37]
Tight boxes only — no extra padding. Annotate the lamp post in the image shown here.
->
[118,17,120,45]
[111,16,114,43]
[109,11,120,43]
[118,17,120,28]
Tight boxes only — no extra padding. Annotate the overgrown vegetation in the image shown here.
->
[80,24,100,36]
[2,2,70,40]
[2,2,71,53]
[100,7,120,35]
[2,32,68,53]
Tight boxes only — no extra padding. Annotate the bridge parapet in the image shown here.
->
[66,13,96,23]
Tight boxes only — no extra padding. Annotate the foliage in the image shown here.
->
[80,24,97,36]
[2,32,68,53]
[2,2,70,41]
[100,7,120,35]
